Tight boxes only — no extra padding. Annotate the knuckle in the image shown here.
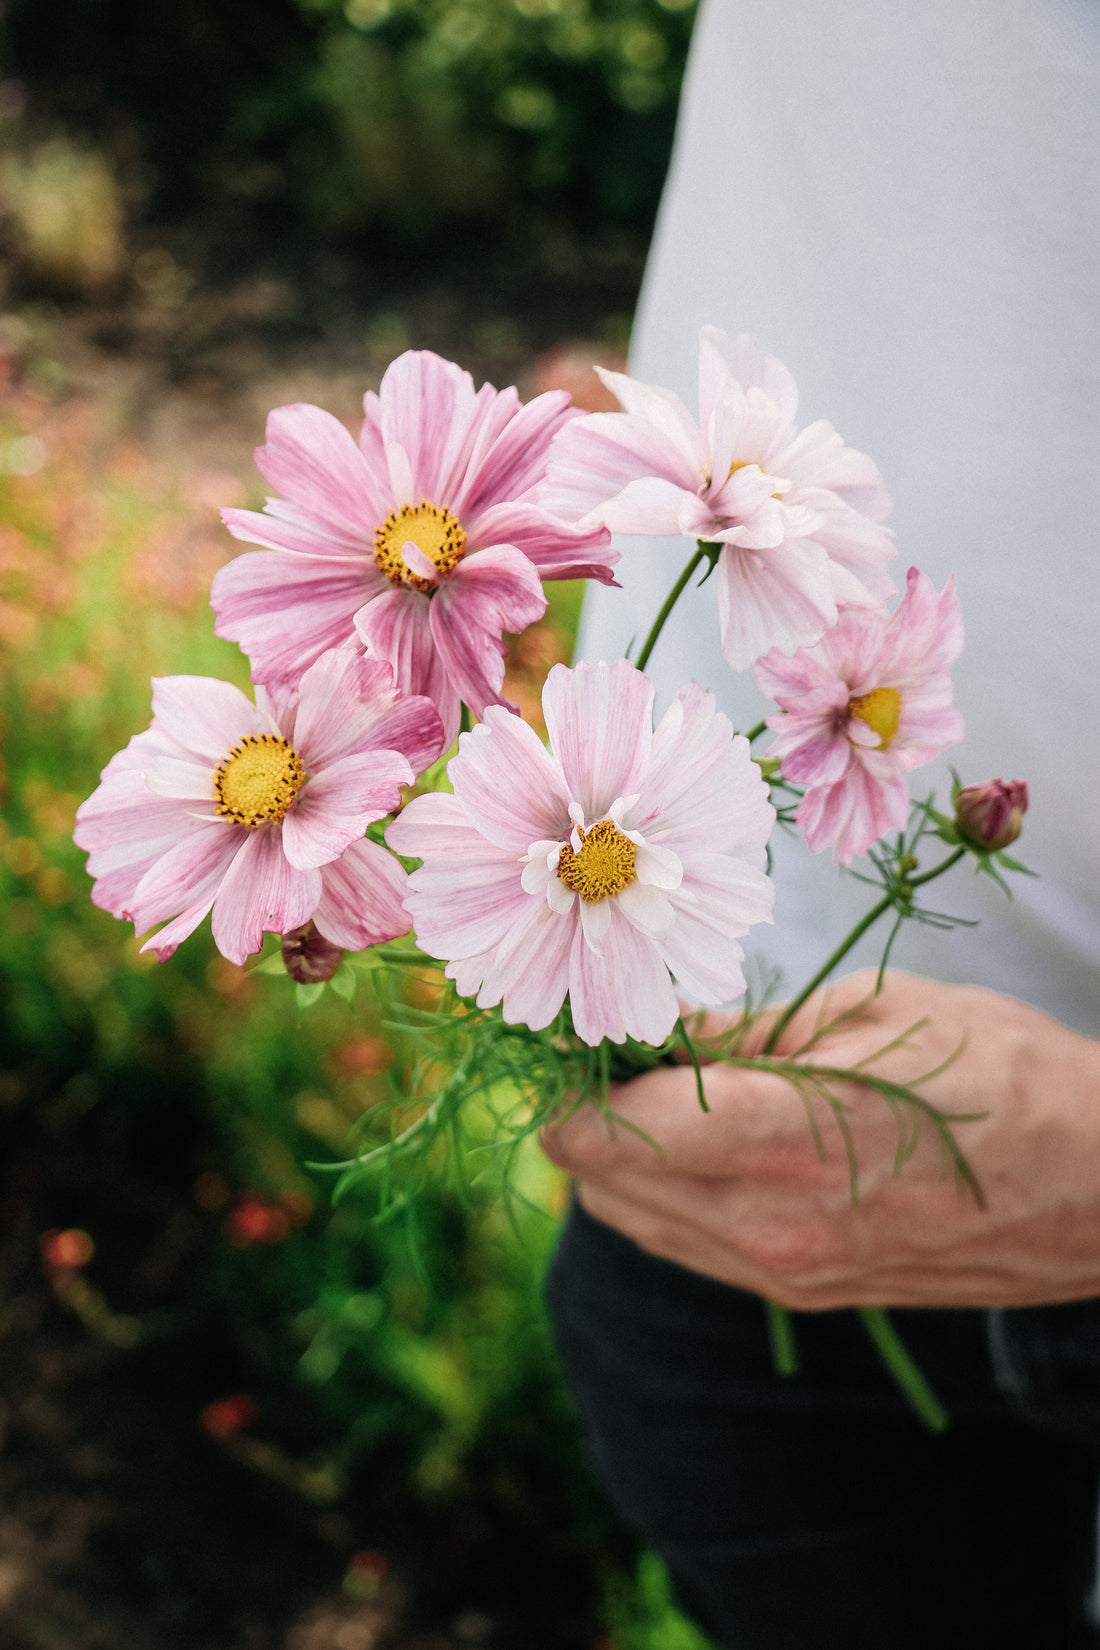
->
[737,1215,834,1278]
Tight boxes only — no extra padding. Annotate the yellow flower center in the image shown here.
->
[849,686,902,750]
[557,819,638,904]
[214,733,306,828]
[373,500,467,593]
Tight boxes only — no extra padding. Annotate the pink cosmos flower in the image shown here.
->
[73,649,445,965]
[755,567,964,864]
[386,658,775,1046]
[211,350,618,746]
[541,327,897,670]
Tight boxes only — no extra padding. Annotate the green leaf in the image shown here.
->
[329,960,358,1006]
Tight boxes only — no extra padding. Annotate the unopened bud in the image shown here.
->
[280,920,343,983]
[955,779,1028,851]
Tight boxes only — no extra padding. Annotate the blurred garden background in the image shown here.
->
[0,3,717,1647]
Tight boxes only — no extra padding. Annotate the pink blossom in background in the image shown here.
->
[74,650,445,964]
[386,658,775,1046]
[755,567,964,864]
[212,350,618,746]
[541,326,896,670]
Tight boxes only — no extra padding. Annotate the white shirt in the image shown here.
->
[577,0,1100,1034]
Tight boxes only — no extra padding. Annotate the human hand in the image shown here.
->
[541,971,1100,1309]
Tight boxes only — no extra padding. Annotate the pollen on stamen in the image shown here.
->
[849,685,902,750]
[214,734,306,828]
[373,500,467,593]
[557,819,638,904]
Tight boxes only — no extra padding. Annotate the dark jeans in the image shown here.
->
[547,1199,1100,1650]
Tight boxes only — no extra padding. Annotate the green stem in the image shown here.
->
[762,848,968,1056]
[744,719,768,743]
[765,1300,799,1375]
[909,846,965,888]
[635,542,717,673]
[858,1307,948,1431]
[763,894,893,1054]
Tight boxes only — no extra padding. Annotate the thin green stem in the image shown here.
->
[909,846,965,887]
[744,720,768,743]
[635,542,715,673]
[858,1307,948,1431]
[762,848,969,1055]
[765,1300,799,1375]
[763,894,893,1054]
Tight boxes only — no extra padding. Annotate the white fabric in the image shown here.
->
[577,0,1100,1034]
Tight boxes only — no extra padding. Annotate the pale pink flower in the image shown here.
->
[212,350,618,745]
[755,567,964,864]
[386,658,775,1046]
[73,650,445,965]
[541,326,896,670]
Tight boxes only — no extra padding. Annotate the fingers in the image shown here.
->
[541,1059,816,1180]
[575,1181,1074,1309]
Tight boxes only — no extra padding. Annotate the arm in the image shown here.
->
[541,970,1100,1310]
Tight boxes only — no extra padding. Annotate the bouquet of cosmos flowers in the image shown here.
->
[74,332,1030,1427]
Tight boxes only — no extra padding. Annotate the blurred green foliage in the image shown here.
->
[0,360,713,1644]
[0,362,568,1502]
[2,0,697,262]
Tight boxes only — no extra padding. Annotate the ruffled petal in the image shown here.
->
[282,750,413,868]
[466,499,618,584]
[210,827,322,964]
[253,402,388,539]
[313,837,412,950]
[292,648,441,775]
[212,550,377,691]
[127,821,242,933]
[568,906,678,1046]
[796,766,910,864]
[542,658,653,822]
[541,405,706,526]
[452,388,577,522]
[354,585,460,746]
[148,676,255,764]
[376,350,485,505]
[715,538,838,671]
[427,545,547,720]
[698,328,799,442]
[447,705,572,852]
[770,419,892,522]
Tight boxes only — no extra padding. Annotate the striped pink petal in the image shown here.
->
[389,660,774,1046]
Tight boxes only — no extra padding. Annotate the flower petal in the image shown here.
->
[428,545,547,720]
[354,585,460,746]
[568,907,678,1046]
[212,550,377,691]
[313,837,412,950]
[210,828,322,964]
[452,387,577,522]
[253,402,388,539]
[447,705,572,852]
[467,500,618,584]
[149,676,255,765]
[542,658,653,821]
[283,751,413,868]
[716,539,838,671]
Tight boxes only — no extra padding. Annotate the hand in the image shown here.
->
[541,970,1100,1310]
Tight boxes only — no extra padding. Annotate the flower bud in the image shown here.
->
[280,920,343,983]
[955,779,1028,851]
